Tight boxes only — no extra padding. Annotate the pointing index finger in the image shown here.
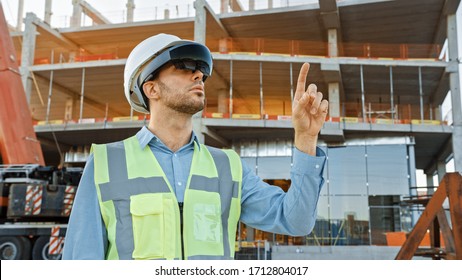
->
[294,63,310,101]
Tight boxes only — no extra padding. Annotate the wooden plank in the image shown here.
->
[395,177,448,260]
[436,207,456,254]
[446,173,462,259]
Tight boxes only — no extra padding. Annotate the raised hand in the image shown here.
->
[292,63,329,156]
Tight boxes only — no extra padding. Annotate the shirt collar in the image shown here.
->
[135,126,201,151]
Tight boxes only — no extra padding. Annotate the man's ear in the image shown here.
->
[142,81,160,100]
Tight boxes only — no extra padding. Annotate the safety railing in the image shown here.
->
[31,100,449,127]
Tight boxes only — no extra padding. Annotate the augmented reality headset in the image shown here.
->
[137,42,213,89]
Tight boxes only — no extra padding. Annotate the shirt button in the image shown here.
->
[174,154,177,157]
[315,164,320,169]
[178,182,182,186]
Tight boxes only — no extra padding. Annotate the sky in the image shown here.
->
[0,0,459,184]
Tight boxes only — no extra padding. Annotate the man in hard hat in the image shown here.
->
[63,34,328,260]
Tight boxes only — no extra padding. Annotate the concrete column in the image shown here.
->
[44,0,52,25]
[426,172,434,187]
[246,225,255,241]
[192,112,204,143]
[435,105,443,121]
[447,14,462,172]
[164,8,170,19]
[217,89,228,113]
[268,0,273,9]
[221,0,229,13]
[328,29,338,57]
[192,1,206,144]
[328,82,340,118]
[126,0,135,22]
[71,0,82,27]
[16,0,24,30]
[437,160,446,183]
[194,0,206,45]
[249,0,255,11]
[20,13,37,103]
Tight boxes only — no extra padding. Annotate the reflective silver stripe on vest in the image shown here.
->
[99,142,170,260]
[188,146,239,260]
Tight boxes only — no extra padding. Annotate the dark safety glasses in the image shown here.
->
[137,42,213,88]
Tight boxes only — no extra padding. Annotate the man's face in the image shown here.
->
[155,64,206,115]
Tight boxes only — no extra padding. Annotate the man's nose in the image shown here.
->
[192,70,204,81]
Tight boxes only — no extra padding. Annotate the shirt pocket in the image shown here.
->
[130,193,164,259]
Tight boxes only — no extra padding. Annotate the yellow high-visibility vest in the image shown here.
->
[92,135,242,260]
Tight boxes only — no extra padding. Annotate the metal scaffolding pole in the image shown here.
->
[289,62,294,103]
[45,50,54,123]
[418,67,424,121]
[259,62,264,117]
[389,67,394,121]
[360,65,366,121]
[79,68,85,123]
[229,60,233,118]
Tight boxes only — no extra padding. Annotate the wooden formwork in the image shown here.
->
[396,172,462,260]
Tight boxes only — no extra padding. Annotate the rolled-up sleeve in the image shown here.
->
[62,154,107,260]
[239,147,326,236]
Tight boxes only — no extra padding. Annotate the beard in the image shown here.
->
[158,80,205,115]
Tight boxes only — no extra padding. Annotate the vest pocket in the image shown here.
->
[184,190,224,257]
[130,193,164,259]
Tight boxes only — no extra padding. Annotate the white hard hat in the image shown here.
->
[124,33,213,113]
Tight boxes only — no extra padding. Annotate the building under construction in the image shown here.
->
[2,0,462,259]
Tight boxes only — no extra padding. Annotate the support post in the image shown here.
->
[249,0,255,11]
[437,160,446,183]
[328,29,338,57]
[447,14,462,172]
[45,50,54,123]
[418,67,424,121]
[44,0,53,25]
[20,13,37,103]
[194,0,206,45]
[221,0,229,13]
[126,0,135,23]
[328,83,340,118]
[71,0,82,27]
[229,60,233,118]
[360,65,366,121]
[390,67,395,121]
[79,68,85,123]
[259,62,264,117]
[16,0,24,30]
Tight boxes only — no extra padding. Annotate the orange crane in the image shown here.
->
[0,3,81,260]
[0,2,44,165]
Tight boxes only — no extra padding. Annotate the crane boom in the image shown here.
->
[0,2,44,165]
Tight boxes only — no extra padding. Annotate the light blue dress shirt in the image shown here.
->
[63,126,326,259]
